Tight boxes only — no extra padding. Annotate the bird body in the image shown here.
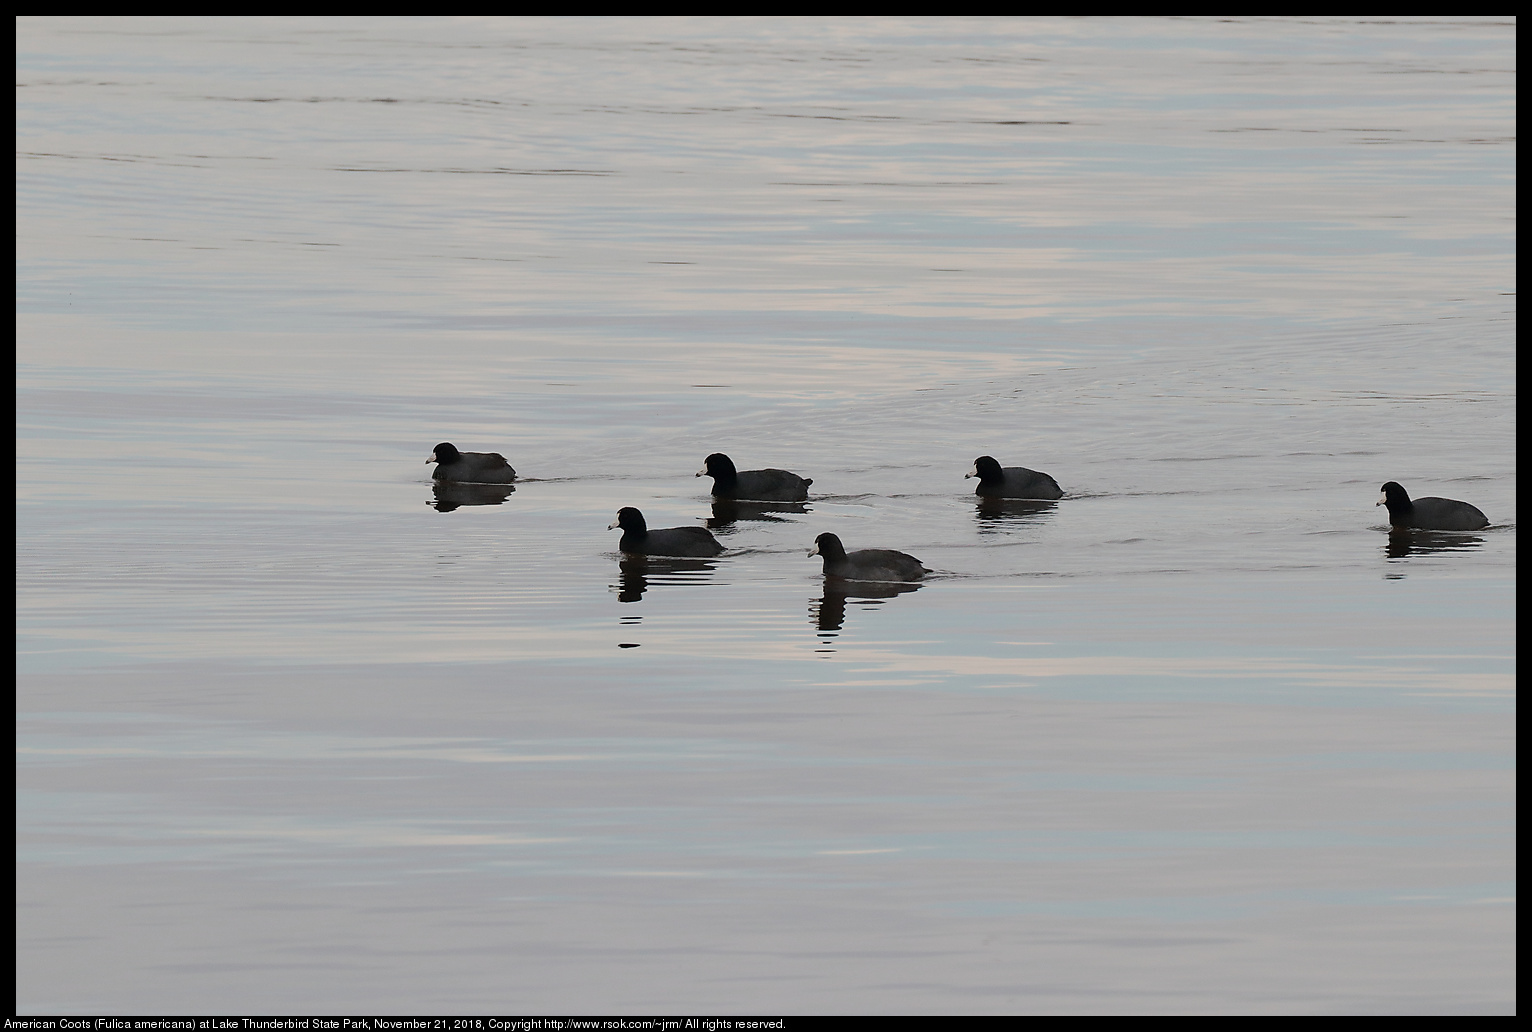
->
[427,442,516,484]
[698,453,812,502]
[809,532,928,582]
[609,507,725,557]
[966,455,1062,499]
[1377,482,1488,531]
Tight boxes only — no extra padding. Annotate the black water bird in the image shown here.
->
[697,453,812,502]
[427,442,516,484]
[965,455,1062,499]
[809,532,928,582]
[608,507,725,557]
[1377,481,1488,531]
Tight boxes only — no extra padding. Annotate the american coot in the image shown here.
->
[966,455,1063,499]
[697,453,812,502]
[427,442,516,484]
[608,507,725,557]
[809,532,929,582]
[1377,482,1489,531]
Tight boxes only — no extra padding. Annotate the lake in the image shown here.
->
[16,16,1515,1015]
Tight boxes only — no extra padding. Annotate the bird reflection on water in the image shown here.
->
[973,496,1059,530]
[812,579,923,651]
[706,499,810,530]
[1384,528,1486,562]
[613,555,719,603]
[430,482,515,512]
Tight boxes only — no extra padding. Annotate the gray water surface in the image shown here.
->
[16,16,1515,1014]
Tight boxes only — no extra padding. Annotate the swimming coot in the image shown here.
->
[608,507,725,557]
[809,532,928,582]
[966,455,1062,499]
[427,442,516,484]
[1377,482,1488,531]
[697,453,812,502]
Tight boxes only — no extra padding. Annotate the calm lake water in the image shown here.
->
[16,17,1515,1015]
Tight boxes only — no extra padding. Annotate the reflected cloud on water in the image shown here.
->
[613,555,718,603]
[812,578,923,648]
[974,497,1059,531]
[430,482,515,512]
[707,499,810,530]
